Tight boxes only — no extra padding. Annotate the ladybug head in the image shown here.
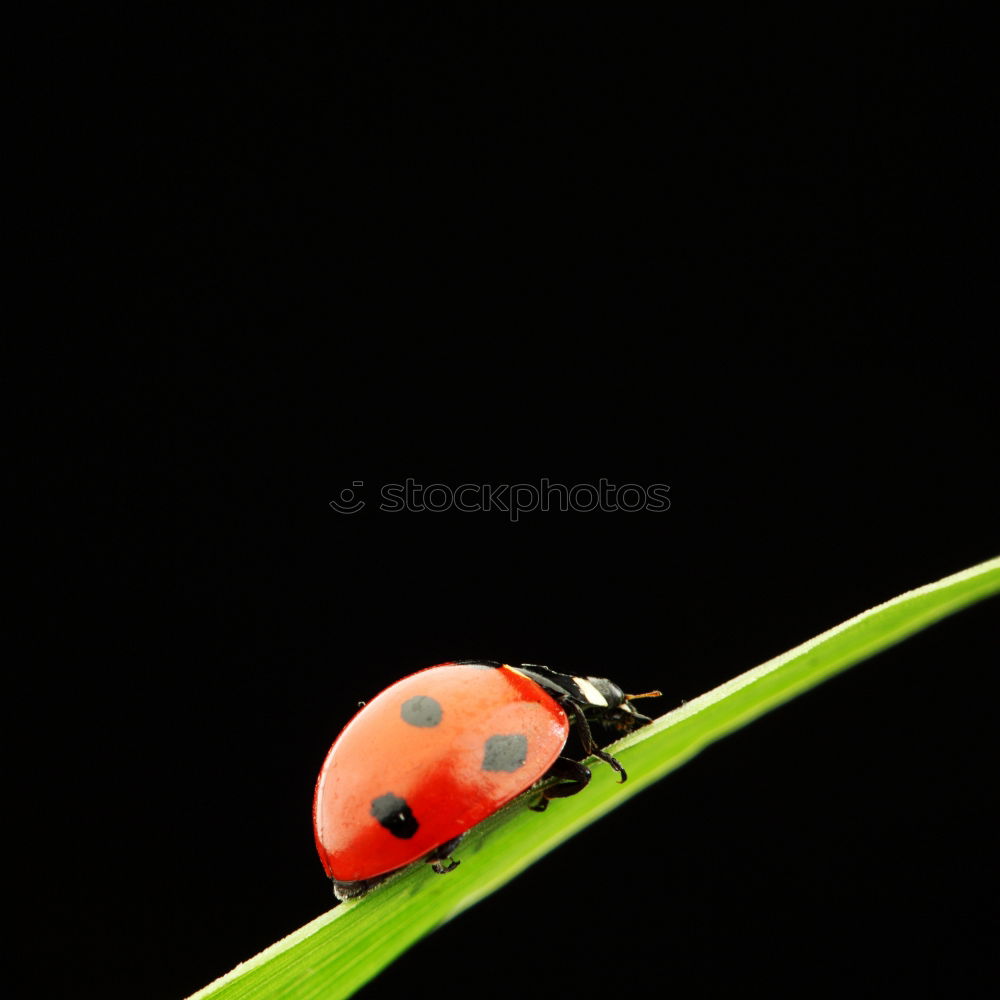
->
[580,674,629,709]
[584,676,659,730]
[570,675,661,752]
[578,675,661,721]
[517,665,660,726]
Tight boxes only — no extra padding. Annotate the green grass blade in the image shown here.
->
[187,555,1000,1000]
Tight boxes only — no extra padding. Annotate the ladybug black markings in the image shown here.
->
[370,793,419,839]
[481,732,529,772]
[314,660,660,900]
[401,694,443,727]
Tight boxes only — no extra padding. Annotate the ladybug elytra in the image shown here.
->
[313,660,660,899]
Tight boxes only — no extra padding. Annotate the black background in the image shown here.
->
[29,6,996,999]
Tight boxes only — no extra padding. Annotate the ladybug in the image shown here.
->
[313,660,660,899]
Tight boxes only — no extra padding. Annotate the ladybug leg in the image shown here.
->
[426,834,464,875]
[530,757,592,812]
[564,700,629,783]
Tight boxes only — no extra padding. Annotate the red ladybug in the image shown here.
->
[313,660,660,899]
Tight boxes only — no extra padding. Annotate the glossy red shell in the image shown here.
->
[313,663,570,882]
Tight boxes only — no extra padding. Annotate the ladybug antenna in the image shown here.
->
[625,690,662,702]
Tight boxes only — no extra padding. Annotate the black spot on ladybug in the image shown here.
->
[482,733,528,772]
[370,793,419,838]
[400,695,442,727]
